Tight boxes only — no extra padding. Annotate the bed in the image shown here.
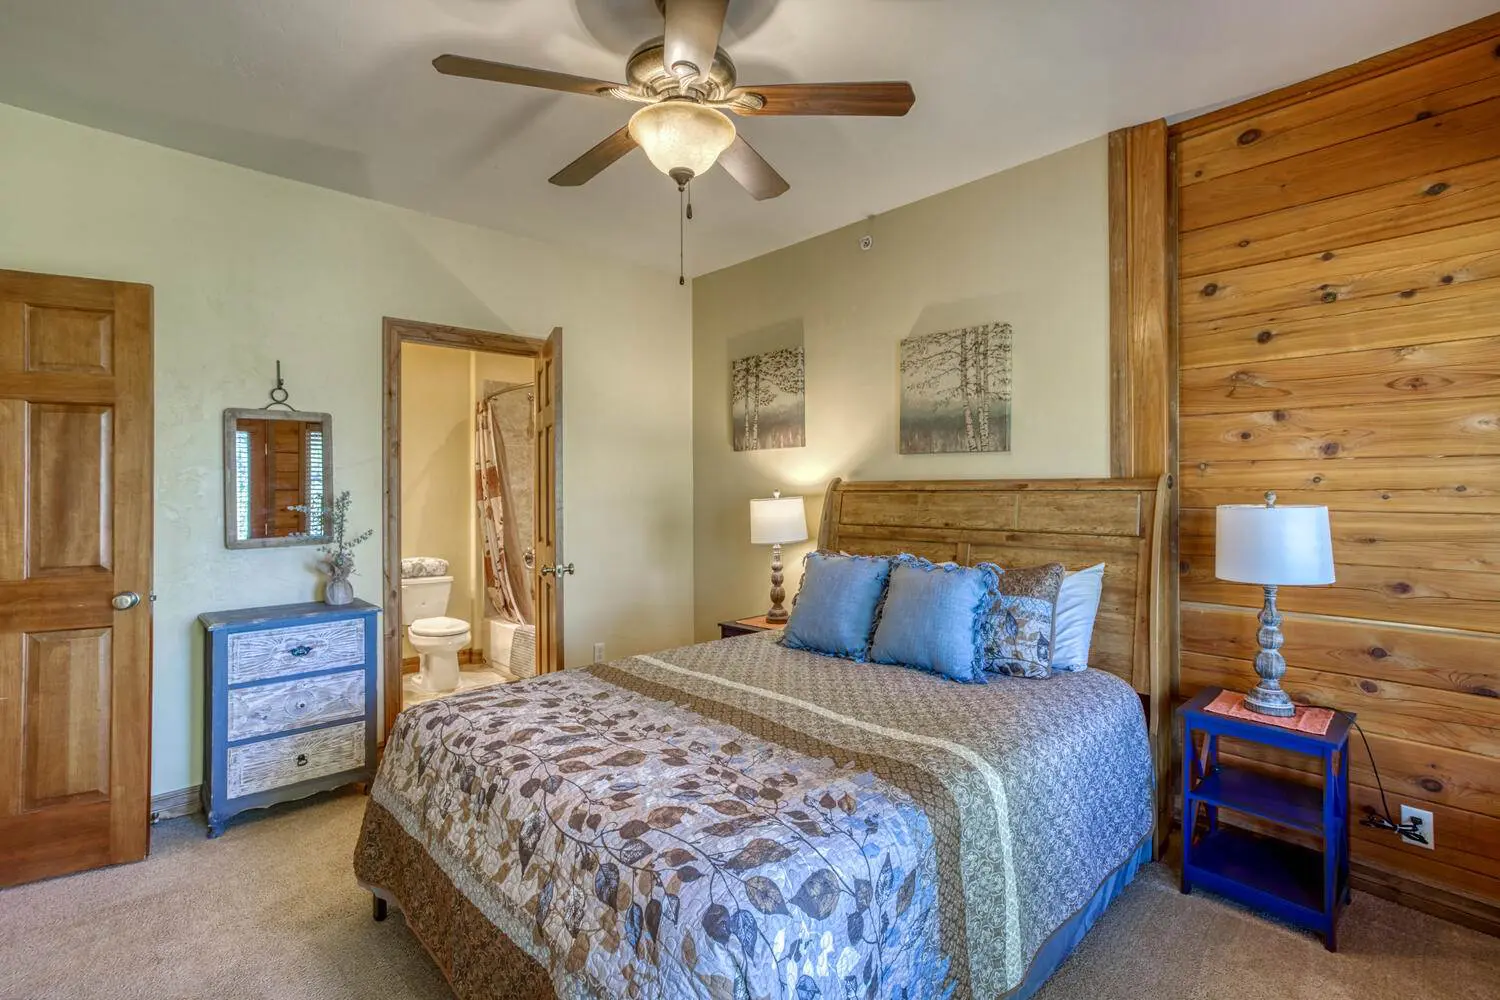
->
[355,476,1171,1000]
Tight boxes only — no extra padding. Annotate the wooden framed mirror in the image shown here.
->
[222,408,333,549]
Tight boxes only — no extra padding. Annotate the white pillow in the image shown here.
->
[1051,563,1104,671]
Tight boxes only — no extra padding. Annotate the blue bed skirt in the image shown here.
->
[1008,835,1153,999]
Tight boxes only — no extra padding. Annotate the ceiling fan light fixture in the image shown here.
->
[628,100,736,185]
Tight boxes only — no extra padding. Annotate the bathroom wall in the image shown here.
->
[400,343,478,658]
[401,344,538,662]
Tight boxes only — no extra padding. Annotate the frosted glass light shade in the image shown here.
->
[628,101,736,179]
[750,495,807,546]
[1216,504,1335,586]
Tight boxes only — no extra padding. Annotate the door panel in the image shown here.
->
[532,328,562,673]
[25,306,114,374]
[23,629,111,808]
[0,269,152,888]
[31,405,113,574]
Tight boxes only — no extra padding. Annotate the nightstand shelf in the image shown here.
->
[1179,687,1353,951]
[1191,765,1326,835]
[1186,827,1325,918]
[718,615,787,639]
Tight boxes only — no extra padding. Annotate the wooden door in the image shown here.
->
[0,269,154,887]
[532,327,562,674]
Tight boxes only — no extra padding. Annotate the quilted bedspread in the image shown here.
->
[358,632,1153,1000]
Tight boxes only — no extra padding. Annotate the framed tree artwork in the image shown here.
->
[731,346,805,451]
[899,322,1013,454]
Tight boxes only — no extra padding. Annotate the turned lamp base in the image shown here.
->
[1245,680,1296,718]
[1244,583,1296,718]
[765,542,789,622]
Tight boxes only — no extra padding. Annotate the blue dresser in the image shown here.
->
[199,600,380,838]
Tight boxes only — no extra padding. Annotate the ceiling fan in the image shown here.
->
[433,0,916,200]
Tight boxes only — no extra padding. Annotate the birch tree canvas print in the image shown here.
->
[731,346,805,450]
[899,322,1013,454]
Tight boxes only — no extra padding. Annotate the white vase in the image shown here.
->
[325,577,354,606]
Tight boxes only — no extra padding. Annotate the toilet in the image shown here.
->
[401,568,470,694]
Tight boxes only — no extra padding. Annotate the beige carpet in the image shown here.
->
[2,792,1497,999]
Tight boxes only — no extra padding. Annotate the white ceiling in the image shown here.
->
[1,0,1495,276]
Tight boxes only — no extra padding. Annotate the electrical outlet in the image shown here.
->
[593,642,605,664]
[1400,805,1434,850]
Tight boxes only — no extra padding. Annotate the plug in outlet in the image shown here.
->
[1400,805,1434,849]
[592,642,605,664]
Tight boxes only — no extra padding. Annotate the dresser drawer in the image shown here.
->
[226,669,366,742]
[226,721,366,799]
[227,618,366,684]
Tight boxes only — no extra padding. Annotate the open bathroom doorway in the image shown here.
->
[380,318,563,740]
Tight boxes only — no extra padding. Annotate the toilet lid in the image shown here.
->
[410,616,469,637]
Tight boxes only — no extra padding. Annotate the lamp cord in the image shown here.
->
[1302,703,1425,845]
[1351,718,1395,828]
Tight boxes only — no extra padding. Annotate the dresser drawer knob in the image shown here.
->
[295,753,309,767]
[288,644,313,657]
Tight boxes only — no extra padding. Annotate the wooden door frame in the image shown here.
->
[380,317,559,740]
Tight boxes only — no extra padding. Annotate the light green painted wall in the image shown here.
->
[691,138,1111,639]
[0,102,695,796]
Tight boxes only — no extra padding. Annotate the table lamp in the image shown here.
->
[1215,492,1335,717]
[750,491,808,622]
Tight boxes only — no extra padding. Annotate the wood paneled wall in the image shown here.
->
[1171,14,1500,930]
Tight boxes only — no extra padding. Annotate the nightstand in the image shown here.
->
[1178,687,1353,950]
[718,615,788,639]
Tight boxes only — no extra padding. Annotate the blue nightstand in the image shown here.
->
[1178,687,1353,950]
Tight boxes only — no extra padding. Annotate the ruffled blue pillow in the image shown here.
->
[867,555,1002,683]
[782,552,893,661]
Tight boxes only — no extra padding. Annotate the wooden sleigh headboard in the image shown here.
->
[818,475,1173,853]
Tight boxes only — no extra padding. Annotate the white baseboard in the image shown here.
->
[150,785,202,822]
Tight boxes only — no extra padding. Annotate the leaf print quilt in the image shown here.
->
[357,632,1154,1000]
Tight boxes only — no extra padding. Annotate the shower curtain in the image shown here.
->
[476,395,534,625]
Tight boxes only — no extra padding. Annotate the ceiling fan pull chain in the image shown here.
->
[678,184,686,286]
[686,178,693,221]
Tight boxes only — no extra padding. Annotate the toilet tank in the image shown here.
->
[400,575,453,625]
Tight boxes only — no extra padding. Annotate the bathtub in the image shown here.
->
[486,617,537,678]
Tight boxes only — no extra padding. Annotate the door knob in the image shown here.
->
[112,591,141,610]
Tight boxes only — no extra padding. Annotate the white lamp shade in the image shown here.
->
[750,495,808,546]
[628,101,736,179]
[1216,504,1335,586]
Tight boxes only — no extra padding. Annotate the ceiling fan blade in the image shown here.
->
[434,54,627,100]
[548,126,638,187]
[727,82,916,117]
[718,135,789,201]
[662,0,729,83]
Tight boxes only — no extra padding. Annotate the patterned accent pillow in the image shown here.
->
[868,555,1002,684]
[782,552,893,661]
[985,562,1066,678]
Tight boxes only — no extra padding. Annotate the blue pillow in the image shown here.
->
[782,552,893,661]
[868,556,1001,683]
